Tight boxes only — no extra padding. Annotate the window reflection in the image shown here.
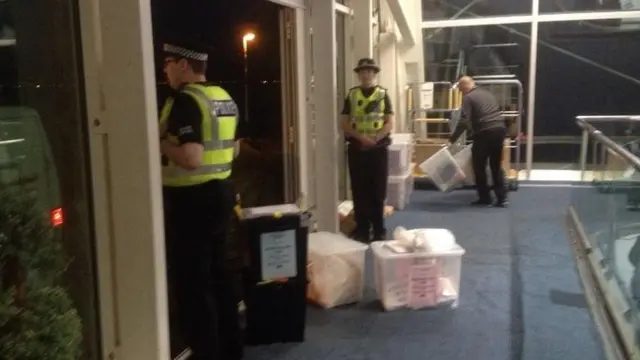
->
[0,0,100,359]
[540,0,638,13]
[422,0,533,21]
[534,20,640,163]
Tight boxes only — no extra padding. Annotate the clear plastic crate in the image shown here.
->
[307,232,369,308]
[387,168,414,210]
[454,145,493,186]
[371,237,465,311]
[418,147,465,192]
[389,133,414,176]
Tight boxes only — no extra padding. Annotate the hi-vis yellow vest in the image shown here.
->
[159,84,237,187]
[349,86,386,136]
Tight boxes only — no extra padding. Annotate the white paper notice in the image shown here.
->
[408,263,440,309]
[419,82,434,110]
[260,229,297,280]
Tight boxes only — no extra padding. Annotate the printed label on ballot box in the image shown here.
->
[260,229,298,281]
[408,263,440,308]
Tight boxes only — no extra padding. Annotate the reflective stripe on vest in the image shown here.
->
[160,84,238,187]
[349,87,386,135]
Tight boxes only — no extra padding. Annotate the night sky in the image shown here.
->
[151,0,281,82]
[151,0,284,139]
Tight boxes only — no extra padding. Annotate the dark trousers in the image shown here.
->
[472,128,507,202]
[164,179,243,360]
[348,145,388,239]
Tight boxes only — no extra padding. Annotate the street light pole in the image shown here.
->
[242,32,255,123]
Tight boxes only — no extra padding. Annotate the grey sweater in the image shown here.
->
[449,87,505,143]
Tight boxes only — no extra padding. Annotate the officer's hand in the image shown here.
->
[360,136,376,147]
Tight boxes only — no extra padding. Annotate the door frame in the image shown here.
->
[77,0,170,359]
[280,6,301,204]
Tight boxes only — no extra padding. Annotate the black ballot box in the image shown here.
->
[240,204,310,345]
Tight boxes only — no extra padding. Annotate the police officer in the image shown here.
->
[448,76,507,207]
[160,40,243,360]
[341,58,394,242]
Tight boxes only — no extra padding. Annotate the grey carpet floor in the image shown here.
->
[245,186,605,360]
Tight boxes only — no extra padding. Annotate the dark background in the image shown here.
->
[422,0,640,163]
[152,0,284,141]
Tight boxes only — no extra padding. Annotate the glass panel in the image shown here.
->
[532,21,640,175]
[422,0,532,21]
[0,0,100,359]
[541,0,640,14]
[571,135,640,348]
[421,24,530,176]
[423,24,531,83]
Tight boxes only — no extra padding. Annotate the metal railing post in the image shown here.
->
[580,128,589,180]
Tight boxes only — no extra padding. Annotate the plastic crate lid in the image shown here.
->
[370,241,465,258]
[243,204,301,219]
[388,166,414,182]
[390,133,414,144]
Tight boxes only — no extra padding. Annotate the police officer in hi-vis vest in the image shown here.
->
[159,40,243,360]
[341,58,394,242]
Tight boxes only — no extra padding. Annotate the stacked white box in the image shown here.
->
[371,234,465,311]
[418,147,465,192]
[387,168,414,210]
[388,133,414,176]
[307,232,369,308]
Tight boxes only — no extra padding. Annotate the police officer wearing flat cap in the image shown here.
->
[341,58,394,242]
[159,39,243,360]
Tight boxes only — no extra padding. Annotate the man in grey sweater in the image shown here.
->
[448,76,508,207]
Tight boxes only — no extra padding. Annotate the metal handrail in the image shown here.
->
[577,115,640,123]
[576,117,640,176]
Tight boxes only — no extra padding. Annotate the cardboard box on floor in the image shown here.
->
[338,201,394,236]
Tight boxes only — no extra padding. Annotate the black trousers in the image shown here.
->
[164,179,243,360]
[472,128,507,202]
[348,145,388,239]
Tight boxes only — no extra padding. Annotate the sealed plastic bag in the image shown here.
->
[307,232,369,308]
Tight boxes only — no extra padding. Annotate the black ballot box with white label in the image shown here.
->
[241,204,309,345]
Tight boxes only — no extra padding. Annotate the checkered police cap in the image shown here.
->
[163,42,209,61]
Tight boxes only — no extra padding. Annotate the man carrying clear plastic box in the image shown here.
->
[447,76,508,207]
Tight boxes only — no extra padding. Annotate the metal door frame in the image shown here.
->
[280,7,301,204]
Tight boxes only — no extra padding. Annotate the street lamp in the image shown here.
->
[242,32,255,123]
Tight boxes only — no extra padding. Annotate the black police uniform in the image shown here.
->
[342,84,394,241]
[161,41,243,360]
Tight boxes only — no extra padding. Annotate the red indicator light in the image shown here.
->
[51,207,64,227]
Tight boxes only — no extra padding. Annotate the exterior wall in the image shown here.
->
[376,0,424,133]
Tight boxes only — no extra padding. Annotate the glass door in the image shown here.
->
[0,0,100,358]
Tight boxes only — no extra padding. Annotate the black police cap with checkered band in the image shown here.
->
[163,40,210,61]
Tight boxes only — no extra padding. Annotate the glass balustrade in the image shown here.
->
[571,116,640,357]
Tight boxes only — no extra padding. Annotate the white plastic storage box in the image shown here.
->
[418,147,465,192]
[371,234,465,311]
[387,168,414,210]
[307,232,369,308]
[388,133,414,176]
[452,144,495,186]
